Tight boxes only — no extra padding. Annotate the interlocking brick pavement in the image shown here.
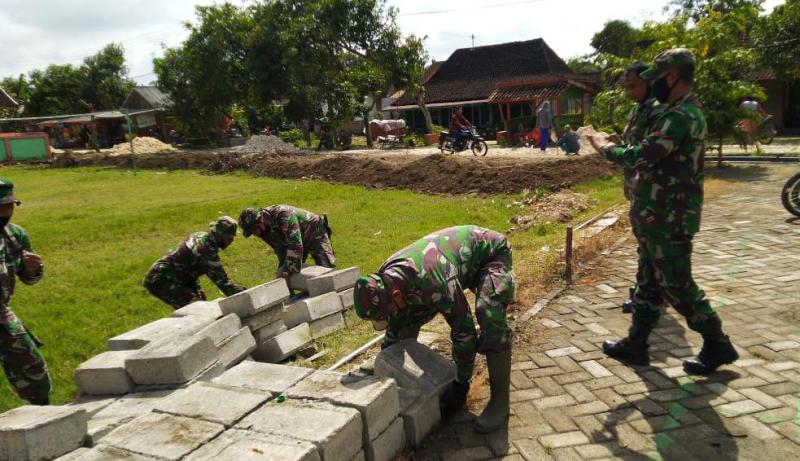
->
[415,165,800,460]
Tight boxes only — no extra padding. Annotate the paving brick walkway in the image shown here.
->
[416,164,800,460]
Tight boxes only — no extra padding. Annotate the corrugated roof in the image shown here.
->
[395,38,572,106]
[0,88,19,109]
[121,86,171,110]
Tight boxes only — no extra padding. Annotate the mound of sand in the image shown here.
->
[230,135,301,155]
[109,137,177,156]
[509,190,597,232]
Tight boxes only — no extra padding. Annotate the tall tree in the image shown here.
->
[25,64,87,116]
[81,43,134,112]
[590,20,641,58]
[754,0,800,79]
[667,0,764,22]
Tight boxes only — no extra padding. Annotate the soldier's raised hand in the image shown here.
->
[22,251,43,273]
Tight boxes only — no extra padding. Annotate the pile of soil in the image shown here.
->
[108,137,177,156]
[509,190,596,232]
[230,135,302,155]
[209,152,619,196]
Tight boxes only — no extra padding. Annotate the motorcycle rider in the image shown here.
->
[449,106,472,150]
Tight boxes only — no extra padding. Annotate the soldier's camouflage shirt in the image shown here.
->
[254,205,327,274]
[152,231,240,296]
[603,94,707,236]
[621,98,663,198]
[0,223,43,325]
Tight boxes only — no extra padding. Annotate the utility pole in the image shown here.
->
[471,34,475,50]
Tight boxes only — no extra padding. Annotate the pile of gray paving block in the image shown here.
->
[72,267,359,402]
[0,340,452,460]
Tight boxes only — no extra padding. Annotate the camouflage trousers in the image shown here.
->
[303,233,336,268]
[383,254,515,383]
[630,230,718,333]
[143,263,205,310]
[0,308,51,404]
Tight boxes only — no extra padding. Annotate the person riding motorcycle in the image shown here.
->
[449,107,473,150]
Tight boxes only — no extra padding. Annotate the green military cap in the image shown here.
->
[238,207,259,238]
[210,215,238,238]
[640,48,696,81]
[0,177,21,205]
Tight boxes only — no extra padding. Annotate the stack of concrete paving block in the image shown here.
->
[0,405,89,461]
[373,339,456,447]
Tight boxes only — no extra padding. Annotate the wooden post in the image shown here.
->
[565,226,573,284]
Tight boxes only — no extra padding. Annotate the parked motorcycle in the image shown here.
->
[736,114,777,147]
[781,172,800,217]
[438,127,489,156]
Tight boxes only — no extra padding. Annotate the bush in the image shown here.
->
[278,128,306,147]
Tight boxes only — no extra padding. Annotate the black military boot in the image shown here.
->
[474,349,511,433]
[602,321,652,366]
[683,315,738,375]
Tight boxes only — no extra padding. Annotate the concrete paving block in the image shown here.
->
[290,266,335,293]
[218,327,257,369]
[252,319,287,343]
[75,350,137,396]
[186,428,320,461]
[108,316,215,351]
[365,417,405,461]
[130,360,225,393]
[219,279,290,317]
[172,300,223,319]
[87,390,175,446]
[252,323,312,362]
[194,313,242,346]
[0,405,89,461]
[283,292,343,328]
[307,267,361,297]
[351,450,366,461]
[125,335,218,385]
[153,382,269,427]
[57,445,159,460]
[213,361,313,396]
[67,396,120,418]
[237,399,362,461]
[309,311,345,339]
[398,387,440,447]
[242,303,285,331]
[54,447,91,460]
[339,288,355,310]
[374,339,456,396]
[287,370,400,443]
[103,412,224,461]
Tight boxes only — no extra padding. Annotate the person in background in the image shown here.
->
[535,101,553,152]
[556,124,581,155]
[449,106,472,149]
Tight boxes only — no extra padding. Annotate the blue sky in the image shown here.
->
[0,0,786,84]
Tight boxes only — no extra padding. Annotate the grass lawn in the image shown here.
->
[0,165,625,411]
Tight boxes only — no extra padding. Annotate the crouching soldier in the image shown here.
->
[144,216,245,309]
[238,205,335,280]
[354,225,515,433]
[0,178,51,405]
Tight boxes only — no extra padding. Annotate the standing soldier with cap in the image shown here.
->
[589,49,738,375]
[238,205,335,280]
[617,61,664,314]
[353,225,515,433]
[144,216,245,309]
[0,178,51,405]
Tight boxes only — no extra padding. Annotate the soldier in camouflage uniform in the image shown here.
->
[619,61,664,314]
[238,205,335,279]
[590,49,738,375]
[0,178,51,405]
[353,225,515,433]
[144,216,245,309]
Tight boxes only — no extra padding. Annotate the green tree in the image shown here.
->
[590,20,641,58]
[567,55,602,74]
[667,0,764,22]
[81,43,134,112]
[25,64,87,116]
[754,0,800,79]
[587,6,764,163]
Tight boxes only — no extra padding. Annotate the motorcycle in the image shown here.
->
[439,127,489,156]
[736,114,777,147]
[781,172,800,217]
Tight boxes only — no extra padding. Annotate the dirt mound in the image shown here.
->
[230,135,302,155]
[109,137,177,156]
[209,152,619,195]
[509,190,596,232]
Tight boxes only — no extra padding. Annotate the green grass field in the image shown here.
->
[0,165,623,411]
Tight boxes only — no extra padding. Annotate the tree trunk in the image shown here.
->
[717,133,723,168]
[302,122,312,148]
[416,93,434,134]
